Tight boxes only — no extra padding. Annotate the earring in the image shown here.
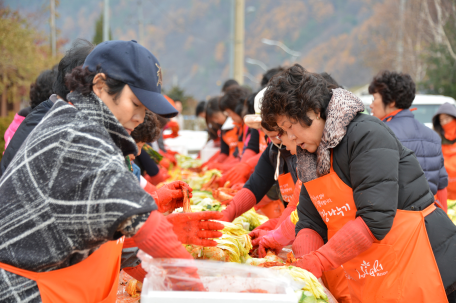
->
[317,116,320,120]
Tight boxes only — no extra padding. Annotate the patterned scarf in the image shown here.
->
[297,88,365,182]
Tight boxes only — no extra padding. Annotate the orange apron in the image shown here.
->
[278,173,295,203]
[258,129,268,153]
[303,153,447,303]
[222,127,239,156]
[442,143,456,200]
[0,238,124,303]
[256,199,284,219]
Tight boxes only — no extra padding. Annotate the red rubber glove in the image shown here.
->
[248,218,279,248]
[123,265,147,282]
[153,181,193,213]
[219,163,251,187]
[240,148,258,163]
[255,218,279,231]
[160,151,177,166]
[436,188,448,212]
[205,162,227,171]
[166,212,224,246]
[248,229,269,249]
[132,211,206,291]
[160,157,172,169]
[132,211,193,259]
[292,229,324,258]
[257,216,295,257]
[202,152,226,168]
[216,157,241,174]
[248,217,280,248]
[166,149,178,156]
[292,217,375,278]
[220,188,256,222]
[145,167,170,186]
[143,181,157,196]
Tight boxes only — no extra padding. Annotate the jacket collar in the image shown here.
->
[382,108,414,122]
[67,91,138,156]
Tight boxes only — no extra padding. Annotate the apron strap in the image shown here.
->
[274,143,283,181]
[422,203,436,217]
[0,261,40,281]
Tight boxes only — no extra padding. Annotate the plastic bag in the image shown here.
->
[137,250,302,295]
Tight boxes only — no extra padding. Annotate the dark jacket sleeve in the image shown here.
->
[220,130,230,156]
[244,144,275,202]
[295,185,328,242]
[245,128,260,153]
[137,150,159,176]
[342,118,400,240]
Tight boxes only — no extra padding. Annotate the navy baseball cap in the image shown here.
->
[83,40,178,118]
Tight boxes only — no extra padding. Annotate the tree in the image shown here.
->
[163,85,196,115]
[0,5,59,117]
[92,12,112,45]
[420,30,456,99]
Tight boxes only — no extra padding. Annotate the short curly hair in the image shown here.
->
[261,64,338,129]
[131,110,161,143]
[368,70,416,109]
[30,68,57,109]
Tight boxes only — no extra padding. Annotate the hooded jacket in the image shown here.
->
[433,103,456,202]
[432,102,456,144]
[0,91,156,302]
[383,108,448,195]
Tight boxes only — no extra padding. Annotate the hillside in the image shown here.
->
[7,0,381,99]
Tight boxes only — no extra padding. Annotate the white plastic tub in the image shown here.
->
[141,276,298,303]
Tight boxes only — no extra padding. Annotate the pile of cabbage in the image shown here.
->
[185,221,252,263]
[175,154,202,169]
[190,191,223,212]
[271,266,330,303]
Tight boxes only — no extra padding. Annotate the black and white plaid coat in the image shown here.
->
[0,91,157,302]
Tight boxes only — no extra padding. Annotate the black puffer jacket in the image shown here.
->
[296,113,456,290]
[244,143,297,203]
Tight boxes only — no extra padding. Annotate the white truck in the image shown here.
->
[359,94,456,128]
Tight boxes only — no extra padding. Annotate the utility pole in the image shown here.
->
[233,0,244,85]
[138,0,144,44]
[50,0,56,57]
[103,0,110,42]
[397,0,406,71]
[229,0,234,79]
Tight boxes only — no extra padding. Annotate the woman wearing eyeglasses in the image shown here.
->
[260,64,456,303]
[219,88,299,224]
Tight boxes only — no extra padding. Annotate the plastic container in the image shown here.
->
[138,252,301,303]
[141,276,298,303]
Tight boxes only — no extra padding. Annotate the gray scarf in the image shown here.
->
[297,88,365,182]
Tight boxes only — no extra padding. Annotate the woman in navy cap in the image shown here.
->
[0,40,223,302]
